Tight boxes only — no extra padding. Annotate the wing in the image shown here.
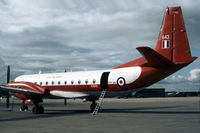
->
[0,85,42,96]
[0,90,9,96]
[0,84,88,99]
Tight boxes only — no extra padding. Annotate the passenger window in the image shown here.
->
[78,79,81,84]
[46,82,48,85]
[52,81,54,85]
[85,79,88,84]
[40,82,42,85]
[64,81,67,85]
[71,80,74,85]
[58,81,61,85]
[93,79,96,84]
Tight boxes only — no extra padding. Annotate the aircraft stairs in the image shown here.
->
[92,89,107,115]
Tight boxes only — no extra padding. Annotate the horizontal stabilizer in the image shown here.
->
[136,46,174,67]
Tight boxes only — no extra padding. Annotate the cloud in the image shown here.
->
[157,67,200,91]
[0,0,199,84]
[0,56,7,84]
[162,68,200,83]
[171,75,186,82]
[188,68,200,82]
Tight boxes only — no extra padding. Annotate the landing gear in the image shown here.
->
[20,104,28,111]
[32,103,44,114]
[20,100,28,111]
[90,101,97,112]
[32,98,44,114]
[32,105,44,114]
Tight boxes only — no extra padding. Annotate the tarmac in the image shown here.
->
[0,97,199,133]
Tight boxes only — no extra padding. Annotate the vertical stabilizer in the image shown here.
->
[155,6,192,64]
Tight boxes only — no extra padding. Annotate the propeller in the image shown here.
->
[7,65,10,83]
[64,69,67,105]
[6,65,10,108]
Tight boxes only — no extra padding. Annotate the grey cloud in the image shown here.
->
[158,67,200,91]
[0,0,199,84]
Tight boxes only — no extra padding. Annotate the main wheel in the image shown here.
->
[38,106,44,114]
[32,107,38,114]
[32,106,44,114]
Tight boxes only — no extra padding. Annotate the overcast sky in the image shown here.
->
[0,0,199,91]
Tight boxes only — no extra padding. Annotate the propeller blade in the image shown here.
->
[6,65,10,108]
[7,65,10,83]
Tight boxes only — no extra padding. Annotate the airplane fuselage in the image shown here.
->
[11,64,184,100]
[13,67,141,99]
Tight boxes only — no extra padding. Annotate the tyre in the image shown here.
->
[20,106,25,111]
[32,107,38,114]
[38,106,44,114]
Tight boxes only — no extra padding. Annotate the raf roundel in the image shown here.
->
[117,77,126,87]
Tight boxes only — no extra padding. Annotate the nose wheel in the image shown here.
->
[20,100,28,111]
[20,104,28,111]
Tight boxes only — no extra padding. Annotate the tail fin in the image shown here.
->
[114,6,197,69]
[155,6,193,64]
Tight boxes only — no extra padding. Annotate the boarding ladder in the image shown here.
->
[92,89,107,115]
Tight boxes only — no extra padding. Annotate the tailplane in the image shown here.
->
[136,46,173,67]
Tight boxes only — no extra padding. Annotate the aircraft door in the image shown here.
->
[100,72,110,90]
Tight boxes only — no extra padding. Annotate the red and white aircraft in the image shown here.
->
[0,6,197,114]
